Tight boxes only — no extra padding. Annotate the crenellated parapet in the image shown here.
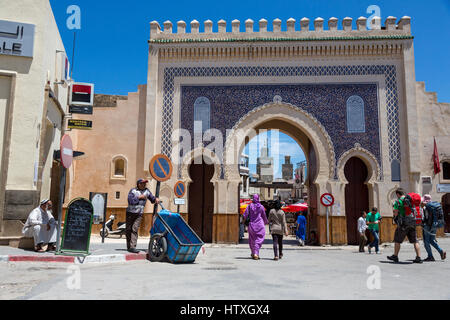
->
[149,16,413,42]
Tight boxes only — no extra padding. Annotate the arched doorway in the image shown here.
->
[224,103,336,244]
[345,157,369,245]
[188,159,214,243]
[442,194,450,233]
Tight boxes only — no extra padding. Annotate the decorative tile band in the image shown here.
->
[162,65,400,176]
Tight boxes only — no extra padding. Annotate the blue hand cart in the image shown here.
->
[149,203,204,263]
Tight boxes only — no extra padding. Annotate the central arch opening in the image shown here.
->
[238,118,319,242]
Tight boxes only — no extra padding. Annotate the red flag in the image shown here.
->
[433,138,441,174]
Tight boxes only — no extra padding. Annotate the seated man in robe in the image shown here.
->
[22,199,57,252]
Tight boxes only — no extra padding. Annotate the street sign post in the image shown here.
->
[174,181,186,214]
[320,193,335,245]
[56,135,73,254]
[149,154,173,215]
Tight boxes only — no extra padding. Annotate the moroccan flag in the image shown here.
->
[433,138,441,174]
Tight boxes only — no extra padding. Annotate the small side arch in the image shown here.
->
[337,144,381,184]
[180,147,222,184]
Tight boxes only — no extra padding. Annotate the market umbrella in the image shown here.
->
[282,203,308,213]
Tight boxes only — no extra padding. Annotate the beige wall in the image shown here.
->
[66,86,160,213]
[0,0,68,235]
[415,82,450,200]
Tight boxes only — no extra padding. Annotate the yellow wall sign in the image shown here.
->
[68,119,93,130]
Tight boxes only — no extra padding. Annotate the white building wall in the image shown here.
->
[0,0,69,235]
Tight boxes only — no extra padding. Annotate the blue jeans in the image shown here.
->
[368,229,379,252]
[239,222,245,240]
[423,224,443,258]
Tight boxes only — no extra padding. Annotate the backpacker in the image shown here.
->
[425,201,445,229]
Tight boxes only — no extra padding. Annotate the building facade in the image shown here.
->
[0,0,70,245]
[67,16,450,244]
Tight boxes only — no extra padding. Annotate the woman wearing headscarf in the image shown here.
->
[269,200,289,260]
[243,194,268,260]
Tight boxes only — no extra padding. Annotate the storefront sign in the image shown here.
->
[69,105,93,115]
[437,184,450,193]
[69,83,95,106]
[68,119,93,130]
[0,20,35,57]
[60,198,94,255]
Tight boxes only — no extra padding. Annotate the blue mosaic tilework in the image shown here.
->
[181,84,380,171]
[161,65,400,174]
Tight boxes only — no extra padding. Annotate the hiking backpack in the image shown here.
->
[425,201,445,229]
[404,193,422,225]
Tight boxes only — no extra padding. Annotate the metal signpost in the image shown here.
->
[174,181,186,214]
[56,134,73,254]
[149,154,173,215]
[320,193,335,245]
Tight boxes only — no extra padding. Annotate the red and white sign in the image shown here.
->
[60,134,73,169]
[69,82,94,106]
[320,193,335,207]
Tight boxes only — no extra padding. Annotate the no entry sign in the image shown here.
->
[320,193,335,207]
[149,154,173,182]
[174,181,186,198]
[60,134,73,169]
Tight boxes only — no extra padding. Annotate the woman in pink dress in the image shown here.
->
[243,194,268,260]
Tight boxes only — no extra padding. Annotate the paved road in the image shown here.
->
[1,237,449,300]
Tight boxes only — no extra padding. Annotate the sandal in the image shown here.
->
[274,256,279,261]
[34,245,45,253]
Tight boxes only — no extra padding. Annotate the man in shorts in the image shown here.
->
[387,189,422,263]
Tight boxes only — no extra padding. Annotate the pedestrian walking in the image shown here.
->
[421,194,447,262]
[366,207,382,254]
[357,211,368,252]
[387,189,422,263]
[296,211,307,246]
[126,179,159,253]
[269,200,289,261]
[243,194,268,260]
[22,199,57,252]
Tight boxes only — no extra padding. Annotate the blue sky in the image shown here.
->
[48,0,449,178]
[244,130,306,180]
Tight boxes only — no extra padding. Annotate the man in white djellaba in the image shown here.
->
[22,199,57,252]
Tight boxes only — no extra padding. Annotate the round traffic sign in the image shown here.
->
[149,154,173,182]
[60,134,73,169]
[320,193,335,207]
[174,181,186,198]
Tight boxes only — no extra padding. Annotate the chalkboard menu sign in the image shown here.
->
[60,198,94,255]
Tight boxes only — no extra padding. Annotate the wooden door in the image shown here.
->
[345,157,369,245]
[188,160,214,243]
[442,194,450,233]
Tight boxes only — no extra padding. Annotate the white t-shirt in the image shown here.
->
[357,216,368,234]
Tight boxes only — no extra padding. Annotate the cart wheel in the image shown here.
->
[149,233,167,262]
[100,229,109,238]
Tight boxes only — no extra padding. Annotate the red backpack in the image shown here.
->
[405,193,422,225]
